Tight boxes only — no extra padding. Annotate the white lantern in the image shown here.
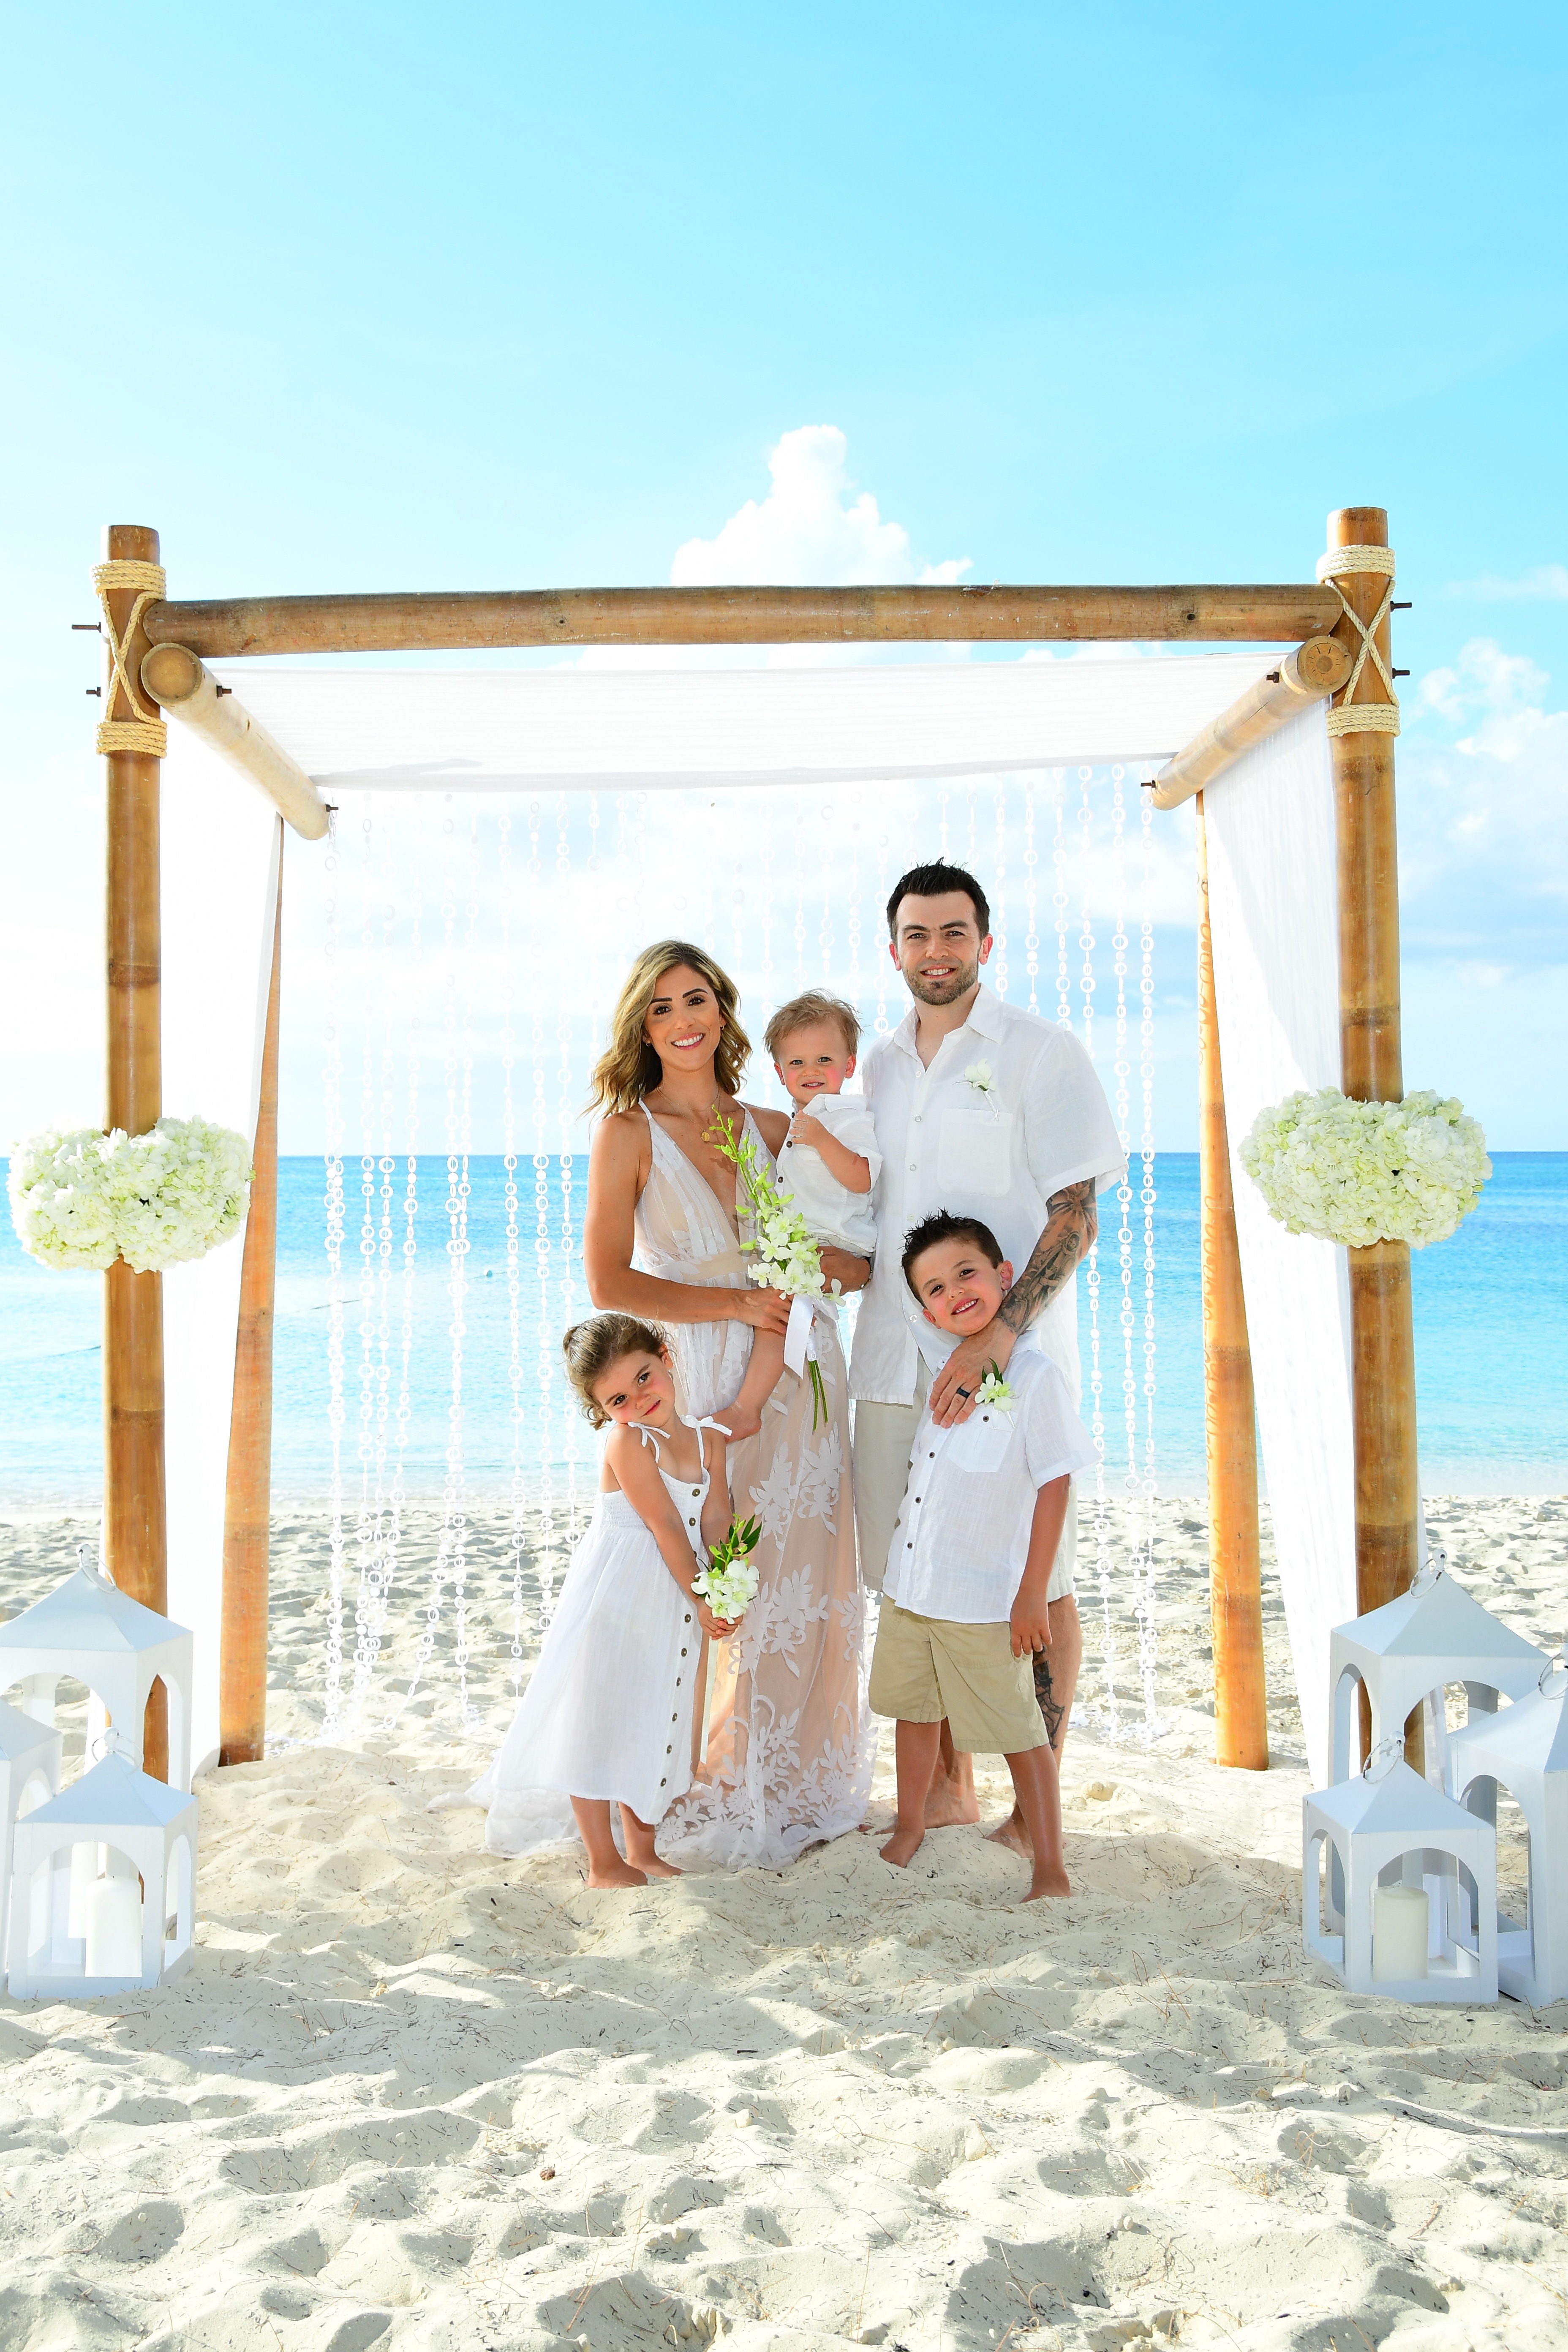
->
[0,1698,63,1964]
[6,1748,197,1999]
[0,1559,194,1791]
[1447,1653,1568,2007]
[1328,1564,1543,1789]
[1303,1751,1498,2003]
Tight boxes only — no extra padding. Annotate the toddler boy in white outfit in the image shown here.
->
[868,1210,1097,1901]
[765,991,880,1257]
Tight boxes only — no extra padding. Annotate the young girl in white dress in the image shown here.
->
[464,1314,741,1886]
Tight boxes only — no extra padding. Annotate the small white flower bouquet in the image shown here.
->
[9,1116,253,1274]
[694,1512,762,1622]
[708,1109,837,1427]
[974,1363,1015,1413]
[1240,1087,1490,1250]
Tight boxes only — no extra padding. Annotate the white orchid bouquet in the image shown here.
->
[694,1511,762,1622]
[9,1117,253,1274]
[1239,1088,1490,1250]
[707,1107,837,1427]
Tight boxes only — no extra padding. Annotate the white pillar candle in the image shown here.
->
[1372,1882,1429,1982]
[66,1840,101,1938]
[84,1873,142,1979]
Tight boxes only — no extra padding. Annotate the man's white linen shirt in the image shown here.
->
[849,983,1124,1407]
[882,1334,1098,1624]
[776,1091,880,1256]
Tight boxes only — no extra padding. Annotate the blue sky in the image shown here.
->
[3,3,1564,1149]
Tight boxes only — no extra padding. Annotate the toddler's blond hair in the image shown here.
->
[764,991,860,1061]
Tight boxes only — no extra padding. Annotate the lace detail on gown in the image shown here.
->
[638,1108,875,1868]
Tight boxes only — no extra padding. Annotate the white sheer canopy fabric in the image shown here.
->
[155,650,1358,1772]
[213,652,1269,792]
[1201,709,1356,1782]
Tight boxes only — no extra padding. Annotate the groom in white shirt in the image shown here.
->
[850,858,1124,1837]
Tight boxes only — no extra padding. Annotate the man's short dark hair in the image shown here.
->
[901,1209,1006,1296]
[885,859,991,941]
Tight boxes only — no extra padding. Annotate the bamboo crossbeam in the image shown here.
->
[101,523,169,1782]
[139,643,330,840]
[1148,637,1353,810]
[144,580,1342,660]
[1195,795,1268,1770]
[219,840,281,1767]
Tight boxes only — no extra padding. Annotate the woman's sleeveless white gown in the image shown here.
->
[637,1107,874,1869]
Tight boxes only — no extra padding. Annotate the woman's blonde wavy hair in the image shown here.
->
[588,939,751,1116]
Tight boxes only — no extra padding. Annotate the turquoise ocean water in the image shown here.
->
[2,1154,1564,1509]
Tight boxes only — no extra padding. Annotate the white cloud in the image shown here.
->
[1415,636,1561,760]
[1398,638,1568,969]
[1443,564,1568,602]
[671,426,971,588]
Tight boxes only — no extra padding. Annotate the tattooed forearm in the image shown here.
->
[998,1179,1097,1336]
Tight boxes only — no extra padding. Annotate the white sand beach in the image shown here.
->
[3,1494,1568,2352]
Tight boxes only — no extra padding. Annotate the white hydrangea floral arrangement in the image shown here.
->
[1239,1088,1490,1250]
[9,1117,253,1274]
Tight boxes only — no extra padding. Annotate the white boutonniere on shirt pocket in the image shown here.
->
[964,1059,1002,1118]
[974,1363,1015,1414]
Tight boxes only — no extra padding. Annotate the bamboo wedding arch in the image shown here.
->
[88,508,1410,1782]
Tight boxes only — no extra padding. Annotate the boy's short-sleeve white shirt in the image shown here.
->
[881,1333,1098,1624]
[776,1091,880,1255]
[850,984,1124,1408]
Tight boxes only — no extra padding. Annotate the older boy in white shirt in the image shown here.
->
[870,1211,1097,1901]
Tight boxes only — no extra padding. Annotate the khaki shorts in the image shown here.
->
[853,1359,1078,1602]
[868,1603,1048,1756]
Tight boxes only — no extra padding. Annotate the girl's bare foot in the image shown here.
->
[637,1854,683,1878]
[1023,1863,1071,1901]
[879,1823,926,1869]
[583,1858,648,1889]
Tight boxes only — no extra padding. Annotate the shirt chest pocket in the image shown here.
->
[946,1407,1014,1474]
[936,1105,1015,1198]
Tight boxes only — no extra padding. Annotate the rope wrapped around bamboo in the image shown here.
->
[94,558,171,757]
[1317,544,1400,738]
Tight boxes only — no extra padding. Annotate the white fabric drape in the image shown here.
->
[212,652,1270,792]
[1202,708,1356,1782]
[161,742,282,1775]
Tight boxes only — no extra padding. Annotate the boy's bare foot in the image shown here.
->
[1022,1864,1071,1901]
[583,1858,648,1889]
[879,1824,926,1869]
[985,1808,1031,1860]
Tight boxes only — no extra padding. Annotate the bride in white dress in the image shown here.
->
[581,939,875,1868]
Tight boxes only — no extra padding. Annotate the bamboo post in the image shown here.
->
[1324,506,1421,1765]
[1195,795,1268,1769]
[98,524,169,1780]
[219,833,282,1765]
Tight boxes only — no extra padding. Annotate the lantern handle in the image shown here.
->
[1538,1648,1568,1701]
[1360,1735,1404,1783]
[1407,1552,1446,1598]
